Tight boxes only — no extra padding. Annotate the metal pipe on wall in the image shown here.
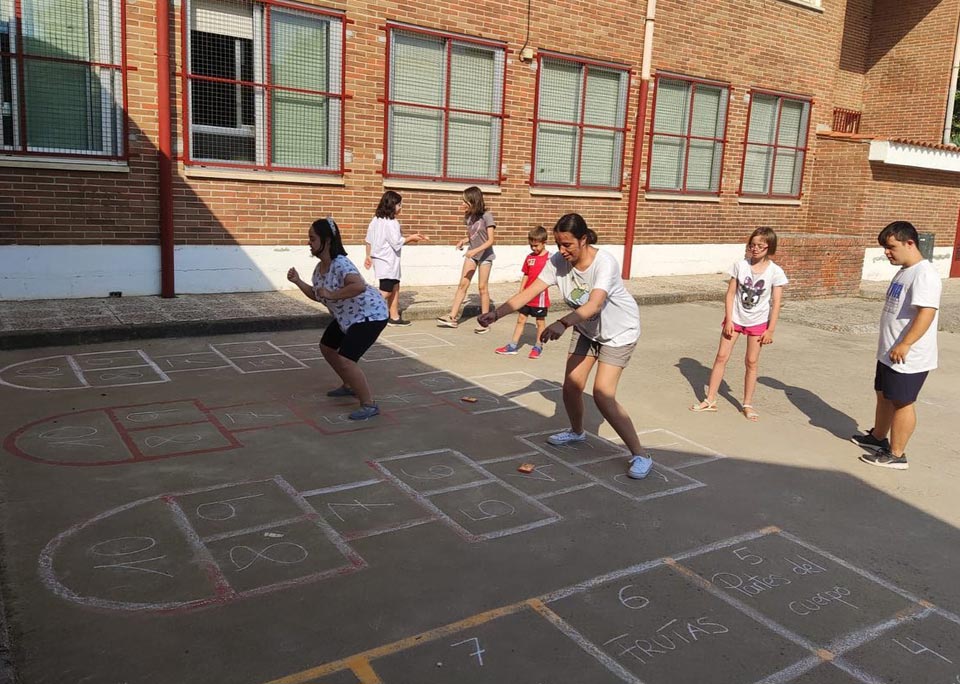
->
[943,6,960,145]
[157,0,175,297]
[622,0,656,279]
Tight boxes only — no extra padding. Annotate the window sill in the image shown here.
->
[0,156,129,173]
[644,192,720,203]
[778,0,823,11]
[382,178,502,194]
[183,166,346,185]
[529,187,622,199]
[738,196,802,206]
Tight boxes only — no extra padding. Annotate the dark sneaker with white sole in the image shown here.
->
[850,428,889,452]
[859,448,908,470]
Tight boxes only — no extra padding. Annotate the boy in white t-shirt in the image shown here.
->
[853,221,941,470]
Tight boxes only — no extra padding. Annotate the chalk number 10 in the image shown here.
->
[733,546,764,565]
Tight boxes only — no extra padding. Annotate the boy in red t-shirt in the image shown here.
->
[495,226,551,359]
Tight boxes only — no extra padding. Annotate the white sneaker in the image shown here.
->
[547,429,586,446]
[627,454,653,479]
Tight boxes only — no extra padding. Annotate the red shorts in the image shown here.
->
[722,319,768,336]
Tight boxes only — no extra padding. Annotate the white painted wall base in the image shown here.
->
[8,242,950,300]
[861,246,953,280]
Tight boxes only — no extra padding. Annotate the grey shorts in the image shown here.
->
[568,328,637,368]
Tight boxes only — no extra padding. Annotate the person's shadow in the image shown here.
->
[675,357,736,408]
[758,376,859,440]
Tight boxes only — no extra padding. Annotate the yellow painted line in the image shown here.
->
[265,599,531,684]
[348,657,383,684]
[763,525,781,534]
[816,648,835,661]
[666,559,713,590]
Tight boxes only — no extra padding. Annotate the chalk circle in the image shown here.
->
[400,464,456,480]
[39,425,99,440]
[15,366,62,378]
[90,536,158,557]
[228,542,309,572]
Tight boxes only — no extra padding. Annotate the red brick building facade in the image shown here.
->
[0,0,958,299]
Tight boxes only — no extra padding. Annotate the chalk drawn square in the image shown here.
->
[682,533,917,645]
[577,457,705,503]
[47,498,216,610]
[274,343,324,361]
[371,607,624,684]
[440,386,521,415]
[307,481,432,539]
[470,371,561,397]
[114,401,208,430]
[73,350,148,371]
[481,457,593,498]
[402,371,473,394]
[0,356,84,390]
[788,664,875,684]
[360,342,410,362]
[299,405,392,434]
[382,332,453,351]
[547,564,808,684]
[212,403,300,430]
[203,518,358,594]
[637,429,726,469]
[427,481,559,541]
[211,342,277,358]
[232,355,307,373]
[83,365,168,387]
[839,612,960,683]
[153,352,231,372]
[127,423,236,458]
[175,480,308,540]
[374,450,491,495]
[14,411,130,465]
[372,390,443,411]
[517,430,628,466]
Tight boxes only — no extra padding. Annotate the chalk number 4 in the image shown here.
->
[733,546,764,565]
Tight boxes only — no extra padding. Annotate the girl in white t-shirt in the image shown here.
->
[478,213,653,480]
[287,218,389,421]
[363,191,427,326]
[691,227,788,421]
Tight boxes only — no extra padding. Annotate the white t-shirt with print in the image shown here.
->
[365,217,404,280]
[730,259,788,327]
[537,249,639,347]
[312,256,388,331]
[877,259,941,373]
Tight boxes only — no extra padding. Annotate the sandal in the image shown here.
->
[689,399,718,412]
[742,404,759,422]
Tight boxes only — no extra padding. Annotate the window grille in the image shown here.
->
[740,91,811,198]
[531,53,629,189]
[832,107,861,134]
[646,75,729,194]
[184,0,345,173]
[0,0,126,159]
[384,25,505,183]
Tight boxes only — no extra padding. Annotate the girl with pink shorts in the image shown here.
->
[690,227,788,421]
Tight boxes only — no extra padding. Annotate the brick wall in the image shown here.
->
[1,0,958,295]
[775,233,864,298]
[862,0,960,143]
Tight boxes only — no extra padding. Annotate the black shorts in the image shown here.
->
[874,361,928,405]
[320,318,388,362]
[518,305,548,319]
[378,278,400,293]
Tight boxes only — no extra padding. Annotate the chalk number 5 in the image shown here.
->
[733,546,764,565]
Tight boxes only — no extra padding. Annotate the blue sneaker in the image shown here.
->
[348,403,380,421]
[627,454,653,479]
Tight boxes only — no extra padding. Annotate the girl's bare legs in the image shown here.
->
[741,335,763,407]
[381,285,400,320]
[563,354,596,434]
[592,362,642,454]
[476,262,493,314]
[320,344,374,405]
[704,331,740,402]
[447,259,477,319]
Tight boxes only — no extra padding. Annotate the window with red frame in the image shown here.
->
[185,0,344,173]
[740,91,811,198]
[647,75,729,195]
[384,24,505,183]
[0,0,126,159]
[532,53,629,189]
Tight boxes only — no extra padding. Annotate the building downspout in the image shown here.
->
[157,0,175,297]
[622,0,656,279]
[944,7,960,144]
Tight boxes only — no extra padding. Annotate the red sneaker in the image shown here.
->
[528,346,542,359]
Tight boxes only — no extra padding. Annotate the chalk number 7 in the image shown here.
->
[733,546,763,565]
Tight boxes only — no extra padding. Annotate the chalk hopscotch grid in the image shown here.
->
[370,448,562,542]
[269,526,960,684]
